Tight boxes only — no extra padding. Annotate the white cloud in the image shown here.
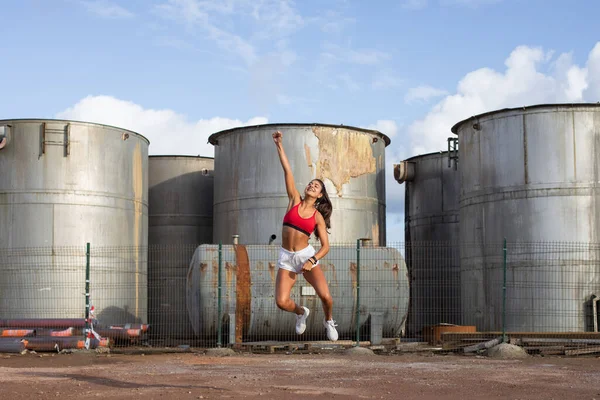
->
[153,0,304,66]
[80,0,134,18]
[402,0,428,9]
[56,95,268,156]
[321,43,391,66]
[407,42,600,156]
[320,16,356,34]
[366,120,400,138]
[372,70,403,90]
[339,74,360,91]
[155,0,258,65]
[404,85,449,104]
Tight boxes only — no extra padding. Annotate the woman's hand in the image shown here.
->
[302,260,314,273]
[272,131,282,145]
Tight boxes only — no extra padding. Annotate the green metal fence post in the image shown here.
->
[217,242,223,348]
[85,243,91,339]
[502,238,507,343]
[356,239,361,347]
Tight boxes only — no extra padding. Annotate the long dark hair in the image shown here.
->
[313,178,332,236]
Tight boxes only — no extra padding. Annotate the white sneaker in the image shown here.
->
[323,318,339,341]
[295,307,310,334]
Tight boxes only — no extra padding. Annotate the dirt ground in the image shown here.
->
[1,348,600,400]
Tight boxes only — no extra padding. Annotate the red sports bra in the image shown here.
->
[282,202,317,237]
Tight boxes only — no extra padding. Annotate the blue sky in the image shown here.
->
[2,0,600,242]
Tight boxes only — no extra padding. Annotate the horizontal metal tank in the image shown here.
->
[208,123,390,246]
[0,119,148,325]
[451,103,600,332]
[148,155,214,340]
[394,151,461,336]
[186,244,409,342]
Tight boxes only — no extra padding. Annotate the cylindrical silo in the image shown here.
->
[0,119,148,325]
[148,155,214,340]
[186,244,409,342]
[394,151,461,336]
[208,124,390,246]
[452,103,600,332]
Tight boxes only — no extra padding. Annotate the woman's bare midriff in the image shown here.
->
[281,226,312,251]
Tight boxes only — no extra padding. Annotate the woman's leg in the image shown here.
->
[275,268,303,315]
[303,266,333,320]
[304,266,338,340]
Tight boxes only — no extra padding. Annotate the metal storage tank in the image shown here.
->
[208,123,390,246]
[451,103,600,332]
[0,119,148,325]
[394,151,461,336]
[186,244,409,342]
[148,155,214,340]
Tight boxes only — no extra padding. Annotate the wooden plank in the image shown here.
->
[565,346,600,356]
[442,332,600,342]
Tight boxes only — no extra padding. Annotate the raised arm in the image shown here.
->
[273,131,300,203]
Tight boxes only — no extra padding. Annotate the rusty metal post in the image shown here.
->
[85,243,90,337]
[356,239,361,346]
[217,242,223,347]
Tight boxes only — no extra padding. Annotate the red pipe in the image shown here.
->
[0,319,86,328]
[1,329,34,337]
[35,328,75,337]
[21,337,109,351]
[96,328,141,340]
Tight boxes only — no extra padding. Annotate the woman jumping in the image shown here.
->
[272,130,338,341]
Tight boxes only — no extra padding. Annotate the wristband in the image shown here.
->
[309,256,318,265]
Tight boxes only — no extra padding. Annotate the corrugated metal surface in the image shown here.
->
[186,244,409,341]
[208,123,390,246]
[394,151,461,336]
[452,103,600,332]
[148,155,214,338]
[0,119,148,324]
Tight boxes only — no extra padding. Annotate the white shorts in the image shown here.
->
[277,245,319,274]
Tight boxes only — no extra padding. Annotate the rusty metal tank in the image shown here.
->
[186,244,409,342]
[0,119,148,325]
[208,124,390,246]
[148,155,214,339]
[394,151,461,336]
[452,103,600,332]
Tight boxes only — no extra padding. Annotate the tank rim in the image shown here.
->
[450,102,600,134]
[0,118,150,145]
[402,150,449,162]
[208,122,391,147]
[149,155,214,160]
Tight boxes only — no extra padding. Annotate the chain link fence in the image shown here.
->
[1,241,600,355]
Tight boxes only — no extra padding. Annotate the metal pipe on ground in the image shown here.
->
[0,339,27,353]
[0,319,87,328]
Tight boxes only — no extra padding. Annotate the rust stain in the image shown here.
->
[225,262,234,288]
[211,259,218,289]
[199,263,208,272]
[304,143,314,177]
[234,244,251,344]
[313,126,376,196]
[329,263,337,286]
[268,262,276,283]
[349,262,357,289]
[392,262,399,282]
[371,223,380,246]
